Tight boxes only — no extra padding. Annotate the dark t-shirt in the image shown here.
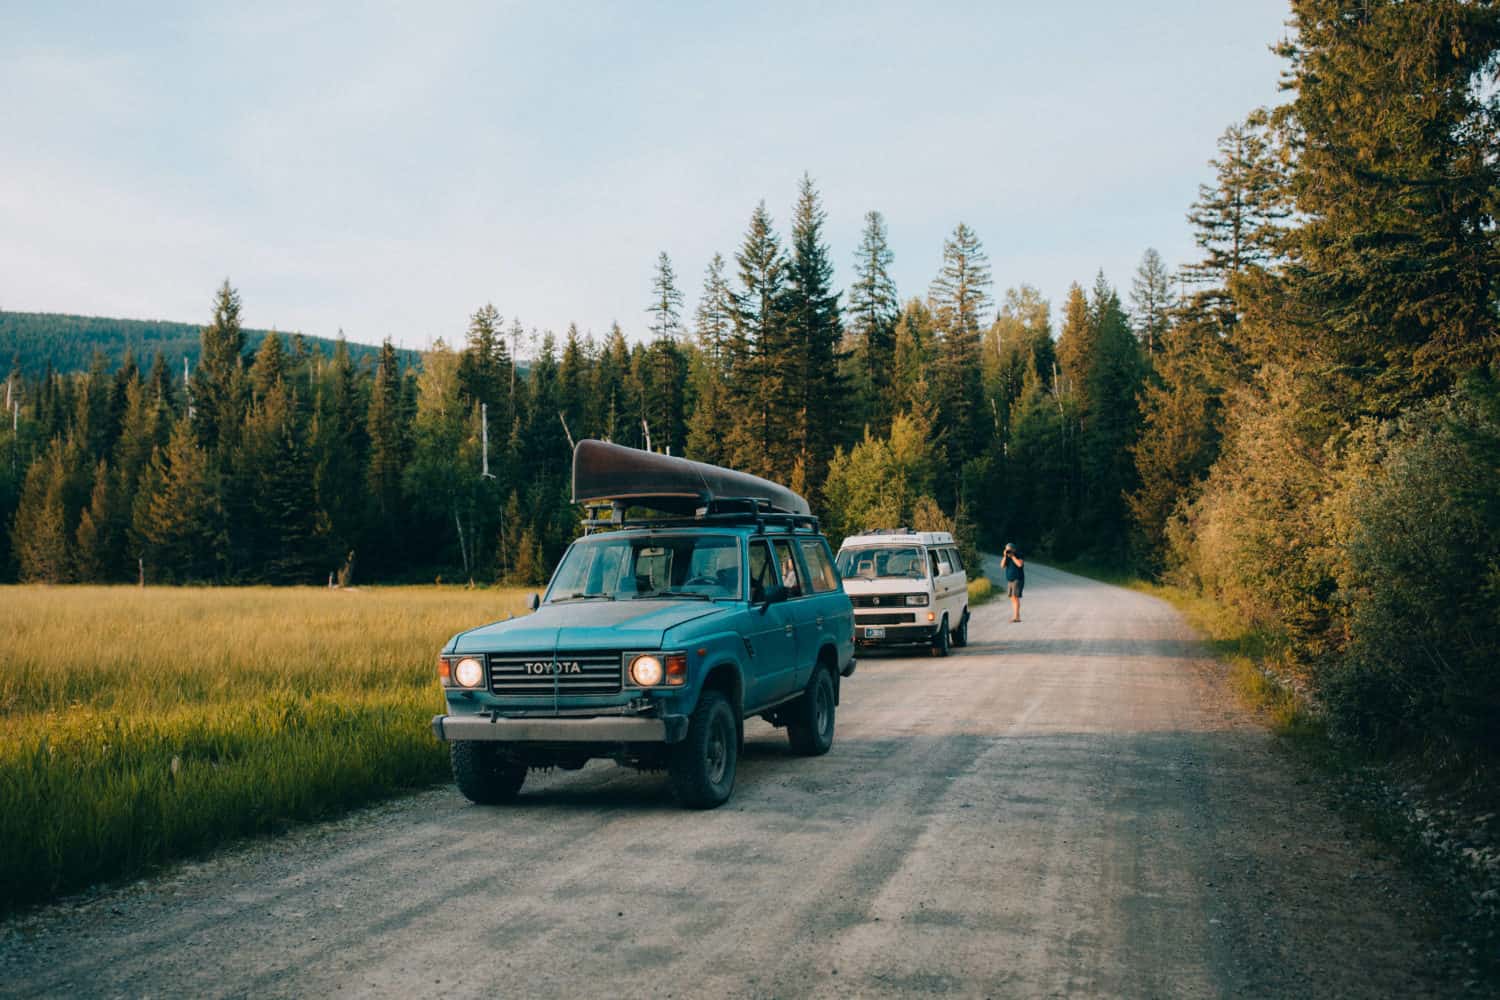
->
[1004,553,1024,583]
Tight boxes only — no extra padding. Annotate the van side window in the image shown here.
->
[798,539,838,593]
[928,549,940,577]
[935,548,953,576]
[947,547,964,574]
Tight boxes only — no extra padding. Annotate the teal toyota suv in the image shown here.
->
[431,441,856,809]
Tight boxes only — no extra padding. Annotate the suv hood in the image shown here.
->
[450,600,731,654]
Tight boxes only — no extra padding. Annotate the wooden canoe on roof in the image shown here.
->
[571,439,810,516]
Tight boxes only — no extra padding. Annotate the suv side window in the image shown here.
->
[772,539,805,598]
[935,548,953,576]
[749,540,775,602]
[798,538,838,593]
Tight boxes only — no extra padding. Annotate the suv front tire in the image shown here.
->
[669,690,738,809]
[451,742,527,804]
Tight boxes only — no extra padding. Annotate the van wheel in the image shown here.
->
[669,691,738,809]
[787,667,836,756]
[451,742,527,804]
[932,616,950,657]
[952,610,969,648]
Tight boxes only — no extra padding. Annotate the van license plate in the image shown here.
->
[864,627,885,639]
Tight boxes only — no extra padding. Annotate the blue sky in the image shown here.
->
[1,1,1290,352]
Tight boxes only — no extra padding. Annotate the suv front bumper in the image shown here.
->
[432,714,689,744]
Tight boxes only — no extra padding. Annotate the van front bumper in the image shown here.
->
[854,623,940,646]
[432,714,689,744]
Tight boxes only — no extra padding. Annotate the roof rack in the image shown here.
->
[582,496,821,536]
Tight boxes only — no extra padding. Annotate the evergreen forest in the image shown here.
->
[3,1,1497,768]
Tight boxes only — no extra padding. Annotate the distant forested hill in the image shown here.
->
[0,311,417,376]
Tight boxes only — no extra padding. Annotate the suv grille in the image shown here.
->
[487,651,623,697]
[851,594,922,609]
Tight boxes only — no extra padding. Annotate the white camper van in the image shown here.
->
[834,529,969,656]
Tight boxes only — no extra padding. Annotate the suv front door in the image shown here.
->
[745,539,799,710]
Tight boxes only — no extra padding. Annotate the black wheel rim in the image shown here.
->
[706,714,730,785]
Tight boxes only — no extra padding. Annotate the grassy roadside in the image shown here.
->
[0,585,529,913]
[1056,561,1499,989]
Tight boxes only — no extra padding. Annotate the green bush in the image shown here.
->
[1323,382,1500,762]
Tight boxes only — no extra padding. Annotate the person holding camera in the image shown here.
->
[1002,543,1025,622]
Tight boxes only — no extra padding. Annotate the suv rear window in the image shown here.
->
[798,539,839,593]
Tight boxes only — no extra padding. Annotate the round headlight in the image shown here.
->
[630,654,664,687]
[454,657,484,688]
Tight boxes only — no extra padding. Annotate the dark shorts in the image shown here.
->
[1007,579,1024,598]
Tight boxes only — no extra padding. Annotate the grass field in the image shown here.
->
[0,585,530,911]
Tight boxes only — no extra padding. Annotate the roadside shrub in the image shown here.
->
[1167,369,1340,668]
[1323,381,1500,763]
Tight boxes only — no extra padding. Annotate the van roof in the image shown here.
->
[839,530,954,548]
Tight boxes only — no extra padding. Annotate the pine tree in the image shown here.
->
[134,419,225,581]
[557,324,589,447]
[1129,248,1175,356]
[1181,118,1289,331]
[12,435,88,582]
[312,337,367,561]
[191,279,249,457]
[928,223,993,474]
[250,331,289,400]
[458,303,508,411]
[687,254,734,464]
[1054,283,1093,410]
[890,299,935,415]
[1270,0,1500,417]
[365,339,409,568]
[725,201,794,479]
[1078,274,1145,558]
[244,382,324,583]
[74,458,124,581]
[984,286,1054,441]
[785,174,846,498]
[845,210,900,435]
[647,252,685,341]
[1127,318,1228,570]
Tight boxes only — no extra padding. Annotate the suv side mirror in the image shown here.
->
[762,582,787,607]
[528,593,541,611]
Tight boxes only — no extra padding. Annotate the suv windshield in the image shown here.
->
[836,546,928,580]
[547,534,742,601]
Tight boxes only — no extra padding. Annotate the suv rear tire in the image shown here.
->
[451,742,527,804]
[932,615,950,657]
[669,690,738,809]
[786,667,836,756]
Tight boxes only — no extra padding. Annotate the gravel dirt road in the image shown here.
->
[1,562,1444,998]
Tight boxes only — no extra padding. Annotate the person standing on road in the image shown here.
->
[1002,543,1024,622]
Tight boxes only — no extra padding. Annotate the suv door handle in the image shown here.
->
[816,615,825,626]
[784,624,795,636]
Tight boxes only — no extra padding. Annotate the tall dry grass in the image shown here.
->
[0,585,529,910]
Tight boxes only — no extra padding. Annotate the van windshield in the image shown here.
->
[548,535,742,601]
[835,546,928,580]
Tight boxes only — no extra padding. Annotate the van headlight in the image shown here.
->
[906,594,929,606]
[454,657,485,688]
